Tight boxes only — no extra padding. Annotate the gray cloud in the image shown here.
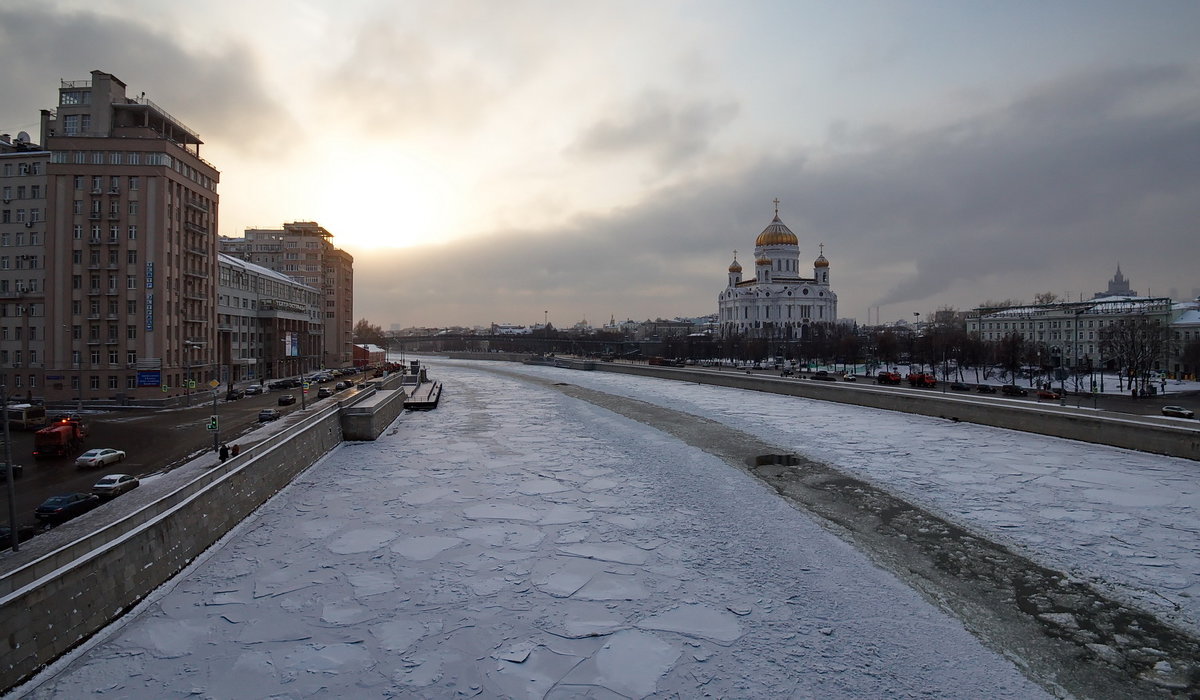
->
[352,64,1200,327]
[0,6,297,155]
[570,90,740,171]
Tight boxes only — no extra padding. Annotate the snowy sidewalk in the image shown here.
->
[21,364,1045,698]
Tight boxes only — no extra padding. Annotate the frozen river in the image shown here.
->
[21,359,1198,698]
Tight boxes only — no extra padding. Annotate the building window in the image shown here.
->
[128,225,137,240]
[90,376,100,390]
[129,176,139,190]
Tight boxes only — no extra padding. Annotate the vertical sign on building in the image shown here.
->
[144,261,155,330]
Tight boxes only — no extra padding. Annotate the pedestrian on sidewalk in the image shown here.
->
[231,444,240,457]
[219,443,229,462]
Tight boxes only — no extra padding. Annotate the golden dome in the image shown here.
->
[728,260,742,273]
[814,255,829,268]
[755,214,799,247]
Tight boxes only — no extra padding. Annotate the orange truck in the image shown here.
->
[906,372,938,388]
[876,371,902,385]
[33,417,89,458]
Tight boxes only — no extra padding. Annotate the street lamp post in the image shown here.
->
[3,385,20,552]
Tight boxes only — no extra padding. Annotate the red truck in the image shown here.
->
[876,371,902,385]
[906,372,938,388]
[33,417,89,458]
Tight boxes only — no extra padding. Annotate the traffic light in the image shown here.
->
[206,415,218,431]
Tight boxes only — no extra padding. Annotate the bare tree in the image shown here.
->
[1098,319,1169,394]
[1033,292,1060,305]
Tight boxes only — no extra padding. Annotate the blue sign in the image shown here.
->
[137,370,161,387]
[145,292,154,331]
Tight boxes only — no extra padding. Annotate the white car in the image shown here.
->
[92,473,139,497]
[1161,406,1194,419]
[75,448,126,469]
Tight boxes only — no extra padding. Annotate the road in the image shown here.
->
[1,381,360,536]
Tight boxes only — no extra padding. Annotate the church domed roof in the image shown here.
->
[755,257,772,266]
[728,259,742,273]
[814,255,829,268]
[755,214,798,247]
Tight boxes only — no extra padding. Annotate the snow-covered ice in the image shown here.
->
[33,359,1176,697]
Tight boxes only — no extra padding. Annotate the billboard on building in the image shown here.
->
[285,331,300,357]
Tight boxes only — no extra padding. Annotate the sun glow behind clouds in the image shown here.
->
[316,148,457,249]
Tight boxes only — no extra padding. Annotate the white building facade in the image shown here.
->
[717,203,837,338]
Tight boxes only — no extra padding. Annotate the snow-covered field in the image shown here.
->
[20,361,1052,698]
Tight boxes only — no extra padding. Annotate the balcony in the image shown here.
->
[88,212,101,220]
[108,211,120,220]
[88,237,102,245]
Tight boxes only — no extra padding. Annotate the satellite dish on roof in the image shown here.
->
[16,131,30,143]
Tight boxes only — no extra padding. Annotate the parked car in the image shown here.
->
[1161,405,1195,419]
[35,492,100,523]
[780,368,794,377]
[1036,389,1061,400]
[0,462,23,477]
[317,387,333,399]
[0,524,38,548]
[950,382,971,391]
[811,370,836,381]
[1000,385,1028,397]
[92,473,139,497]
[244,385,264,395]
[842,373,857,382]
[278,394,296,406]
[977,384,997,394]
[225,388,246,401]
[75,448,126,469]
[258,408,281,422]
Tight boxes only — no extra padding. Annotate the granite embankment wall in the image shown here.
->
[443,352,1200,461]
[0,380,407,691]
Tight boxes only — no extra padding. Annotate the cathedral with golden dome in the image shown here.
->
[717,200,837,337]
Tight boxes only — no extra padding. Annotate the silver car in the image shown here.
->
[92,473,139,497]
[75,448,126,469]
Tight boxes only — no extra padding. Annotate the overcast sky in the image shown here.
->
[2,1,1197,328]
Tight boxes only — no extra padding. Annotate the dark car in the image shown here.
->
[1000,385,1028,397]
[317,387,332,399]
[335,381,349,391]
[810,371,836,381]
[258,408,281,422]
[225,388,246,401]
[950,382,971,391]
[278,394,296,406]
[977,384,998,394]
[35,493,100,523]
[1036,389,1061,400]
[0,524,38,549]
[1161,405,1195,419]
[0,462,23,478]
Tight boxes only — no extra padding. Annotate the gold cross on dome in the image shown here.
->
[773,198,780,216]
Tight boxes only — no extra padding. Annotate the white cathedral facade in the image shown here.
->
[717,202,837,338]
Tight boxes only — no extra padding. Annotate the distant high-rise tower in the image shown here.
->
[1094,265,1136,299]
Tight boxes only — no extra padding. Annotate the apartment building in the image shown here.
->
[30,70,221,402]
[0,133,49,399]
[217,253,322,384]
[220,221,353,369]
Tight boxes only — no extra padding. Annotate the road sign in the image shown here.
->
[209,379,220,389]
[206,415,218,431]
